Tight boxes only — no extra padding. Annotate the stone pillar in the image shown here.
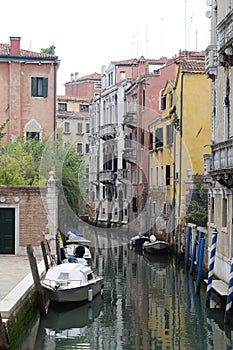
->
[46,171,58,255]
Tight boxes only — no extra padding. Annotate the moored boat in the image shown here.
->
[41,262,104,303]
[130,232,149,248]
[142,235,170,254]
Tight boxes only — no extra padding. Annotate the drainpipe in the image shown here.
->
[53,61,57,141]
[177,72,184,255]
[172,124,176,247]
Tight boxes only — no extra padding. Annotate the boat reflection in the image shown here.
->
[142,250,171,269]
[34,294,103,349]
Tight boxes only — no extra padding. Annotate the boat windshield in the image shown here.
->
[58,272,70,280]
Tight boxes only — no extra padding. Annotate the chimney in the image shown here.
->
[10,36,21,55]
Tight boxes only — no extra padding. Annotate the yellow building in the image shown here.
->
[148,56,211,249]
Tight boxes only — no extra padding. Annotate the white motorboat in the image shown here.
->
[41,262,104,303]
[142,235,171,254]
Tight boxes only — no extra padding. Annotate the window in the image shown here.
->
[120,71,126,80]
[156,167,159,186]
[86,143,89,153]
[31,77,48,97]
[222,198,227,227]
[166,124,173,146]
[86,167,89,179]
[58,103,67,111]
[153,201,156,215]
[166,165,170,186]
[160,166,164,186]
[210,196,214,223]
[86,123,90,133]
[64,122,70,133]
[77,143,83,154]
[142,89,146,111]
[161,95,166,110]
[94,82,101,89]
[141,129,144,147]
[132,197,137,212]
[169,92,173,107]
[108,72,114,86]
[155,127,163,148]
[139,169,143,184]
[26,132,39,141]
[149,132,153,150]
[79,104,89,113]
[149,168,153,186]
[77,123,82,134]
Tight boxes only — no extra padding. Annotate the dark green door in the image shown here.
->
[0,208,15,254]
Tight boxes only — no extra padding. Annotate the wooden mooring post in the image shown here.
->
[26,244,47,316]
[0,313,9,349]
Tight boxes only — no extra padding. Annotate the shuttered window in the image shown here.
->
[155,127,163,148]
[31,77,48,97]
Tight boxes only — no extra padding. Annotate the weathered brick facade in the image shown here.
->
[0,172,58,256]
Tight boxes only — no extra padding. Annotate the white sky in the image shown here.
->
[2,0,211,95]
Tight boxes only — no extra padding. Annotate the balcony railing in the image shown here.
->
[99,124,117,140]
[99,170,115,184]
[205,45,217,79]
[217,9,233,66]
[117,169,128,182]
[209,139,233,187]
[123,149,137,164]
[123,111,137,128]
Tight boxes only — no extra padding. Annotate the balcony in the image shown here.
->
[123,149,137,164]
[209,139,233,187]
[99,170,116,184]
[117,169,128,182]
[90,173,99,186]
[205,45,217,80]
[217,9,233,66]
[99,124,117,140]
[123,111,137,128]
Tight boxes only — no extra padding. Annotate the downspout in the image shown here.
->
[53,60,57,141]
[178,72,184,255]
[172,124,176,247]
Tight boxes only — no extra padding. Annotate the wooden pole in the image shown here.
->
[40,241,49,272]
[26,244,47,316]
[0,313,8,349]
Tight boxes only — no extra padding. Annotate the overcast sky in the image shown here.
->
[2,0,211,95]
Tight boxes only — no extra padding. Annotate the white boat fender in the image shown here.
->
[150,235,156,243]
[88,287,93,302]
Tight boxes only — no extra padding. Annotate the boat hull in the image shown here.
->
[43,277,104,303]
[142,240,170,254]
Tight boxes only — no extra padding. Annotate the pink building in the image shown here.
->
[0,36,60,142]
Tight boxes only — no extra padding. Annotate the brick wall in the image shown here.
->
[0,186,48,255]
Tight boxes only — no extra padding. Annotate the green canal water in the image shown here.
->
[21,244,233,350]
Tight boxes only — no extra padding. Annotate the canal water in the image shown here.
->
[22,243,233,350]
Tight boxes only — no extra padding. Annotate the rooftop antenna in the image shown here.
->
[136,26,139,57]
[188,14,193,50]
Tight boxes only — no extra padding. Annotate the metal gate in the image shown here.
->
[0,208,15,254]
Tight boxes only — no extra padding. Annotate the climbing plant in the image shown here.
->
[185,183,208,227]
